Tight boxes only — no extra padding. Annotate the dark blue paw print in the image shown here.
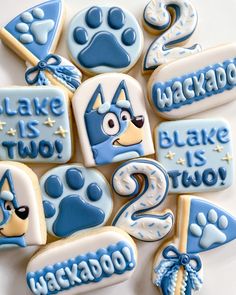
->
[73,6,137,69]
[41,165,113,238]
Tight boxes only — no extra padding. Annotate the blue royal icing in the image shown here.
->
[67,6,143,74]
[156,119,233,193]
[187,198,236,254]
[27,241,136,295]
[5,0,63,60]
[84,80,145,165]
[0,170,28,247]
[40,164,113,238]
[0,87,71,163]
[152,58,236,113]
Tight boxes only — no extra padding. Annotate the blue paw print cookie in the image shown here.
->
[67,6,143,75]
[40,164,113,238]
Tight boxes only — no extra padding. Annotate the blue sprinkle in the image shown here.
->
[157,231,161,237]
[154,57,158,64]
[156,195,161,201]
[164,52,170,56]
[151,17,156,21]
[163,12,166,17]
[176,32,181,36]
[148,223,155,227]
[179,51,186,55]
[191,14,195,17]
[184,2,188,8]
[125,212,129,218]
[119,171,124,176]
[164,224,169,229]
[138,232,144,238]
[163,36,166,41]
[133,165,138,170]
[140,202,146,207]
[151,170,156,175]
[180,20,183,26]
[131,222,137,227]
[151,183,155,190]
[125,185,130,190]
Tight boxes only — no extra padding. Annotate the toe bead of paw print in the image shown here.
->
[68,5,143,74]
[40,165,113,238]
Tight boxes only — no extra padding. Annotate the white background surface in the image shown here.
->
[0,0,236,294]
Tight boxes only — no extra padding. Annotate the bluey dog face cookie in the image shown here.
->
[72,73,154,167]
[0,0,82,98]
[26,227,137,295]
[153,195,236,295]
[148,43,236,119]
[41,164,113,238]
[67,6,143,75]
[0,162,46,247]
[156,119,233,193]
[0,87,72,163]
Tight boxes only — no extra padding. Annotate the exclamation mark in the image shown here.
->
[122,246,134,268]
[218,167,227,185]
[55,140,63,159]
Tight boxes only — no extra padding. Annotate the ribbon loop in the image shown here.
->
[25,54,81,91]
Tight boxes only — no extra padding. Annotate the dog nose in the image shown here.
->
[131,116,144,128]
[15,206,29,220]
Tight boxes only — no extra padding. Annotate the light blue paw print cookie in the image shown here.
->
[67,6,143,75]
[40,164,113,238]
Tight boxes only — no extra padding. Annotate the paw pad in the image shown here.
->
[41,165,113,238]
[190,209,228,249]
[16,8,55,45]
[68,6,143,74]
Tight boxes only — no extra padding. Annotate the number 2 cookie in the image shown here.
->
[0,0,82,98]
[67,6,143,75]
[41,164,113,238]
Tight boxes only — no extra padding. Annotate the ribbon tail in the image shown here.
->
[36,71,50,86]
[186,265,203,291]
[50,65,81,91]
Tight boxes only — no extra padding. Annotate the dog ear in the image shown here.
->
[111,80,131,110]
[86,84,105,113]
[0,170,16,204]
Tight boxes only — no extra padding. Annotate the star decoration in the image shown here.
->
[44,117,56,127]
[165,151,176,160]
[0,121,6,130]
[54,126,67,138]
[213,144,223,153]
[176,158,185,165]
[221,153,233,164]
[7,128,17,136]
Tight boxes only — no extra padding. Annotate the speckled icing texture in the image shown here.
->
[143,0,201,72]
[188,197,236,254]
[40,164,113,238]
[0,87,71,163]
[0,162,46,247]
[67,6,143,74]
[5,0,63,60]
[112,159,173,241]
[156,119,233,193]
[26,228,137,295]
[72,73,154,167]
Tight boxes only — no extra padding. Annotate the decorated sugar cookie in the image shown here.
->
[0,87,72,163]
[156,119,233,193]
[153,195,236,294]
[72,73,154,167]
[143,0,201,73]
[0,162,46,247]
[67,6,143,75]
[26,227,137,295]
[0,0,82,98]
[41,164,113,238]
[112,158,174,241]
[148,43,236,119]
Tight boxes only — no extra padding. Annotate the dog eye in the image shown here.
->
[5,201,13,211]
[103,113,120,136]
[121,110,131,121]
